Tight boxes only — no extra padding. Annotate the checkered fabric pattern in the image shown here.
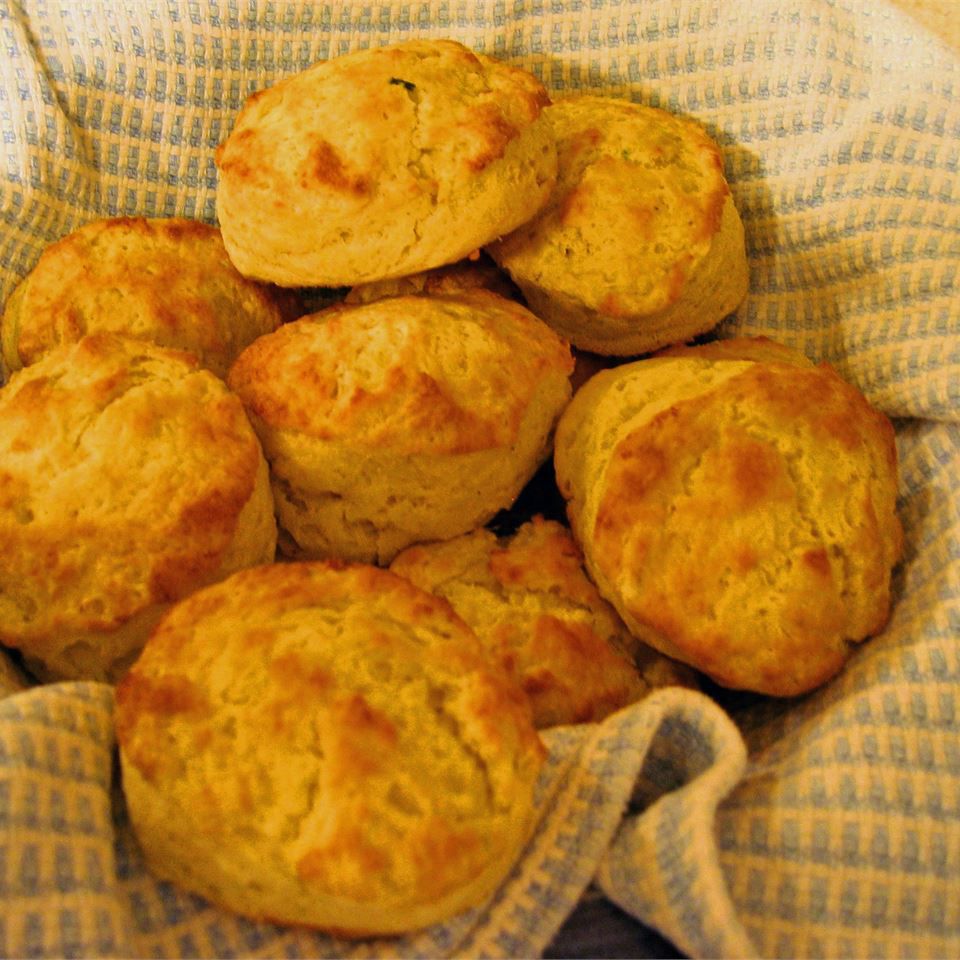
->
[0,2,957,957]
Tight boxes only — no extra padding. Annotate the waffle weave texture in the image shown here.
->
[0,2,958,958]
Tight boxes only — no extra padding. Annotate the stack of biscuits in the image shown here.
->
[0,38,903,935]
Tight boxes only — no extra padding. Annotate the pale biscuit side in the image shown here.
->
[264,403,566,564]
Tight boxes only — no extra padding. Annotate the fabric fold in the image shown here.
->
[1,2,959,958]
[595,691,754,959]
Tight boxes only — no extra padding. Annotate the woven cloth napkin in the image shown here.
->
[1,1,958,957]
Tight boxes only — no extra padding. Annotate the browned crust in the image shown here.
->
[227,290,573,456]
[592,361,901,696]
[0,334,264,644]
[4,216,292,376]
[300,139,373,195]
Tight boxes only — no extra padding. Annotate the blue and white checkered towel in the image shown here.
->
[1,2,958,957]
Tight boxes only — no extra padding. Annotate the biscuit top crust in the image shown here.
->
[216,39,547,194]
[587,358,902,696]
[390,515,693,728]
[0,333,264,640]
[115,559,544,908]
[228,290,573,455]
[1,217,292,378]
[493,95,730,316]
[394,515,623,616]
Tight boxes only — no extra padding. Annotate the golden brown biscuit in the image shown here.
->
[487,95,749,355]
[391,515,695,728]
[215,39,557,287]
[0,217,297,380]
[0,333,277,681]
[228,289,574,565]
[554,350,902,697]
[115,560,544,936]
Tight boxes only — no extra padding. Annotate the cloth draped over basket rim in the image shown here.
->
[0,1,958,957]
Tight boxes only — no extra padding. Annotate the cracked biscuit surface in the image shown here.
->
[227,289,574,564]
[1,217,296,381]
[0,333,277,681]
[115,560,544,936]
[554,340,903,696]
[391,515,696,728]
[215,39,558,287]
[487,95,749,355]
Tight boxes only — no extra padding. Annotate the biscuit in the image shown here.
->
[344,251,520,305]
[115,560,544,936]
[487,95,749,355]
[655,334,814,366]
[215,39,558,287]
[227,289,574,565]
[391,515,695,728]
[0,216,297,381]
[0,333,277,682]
[554,349,903,696]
